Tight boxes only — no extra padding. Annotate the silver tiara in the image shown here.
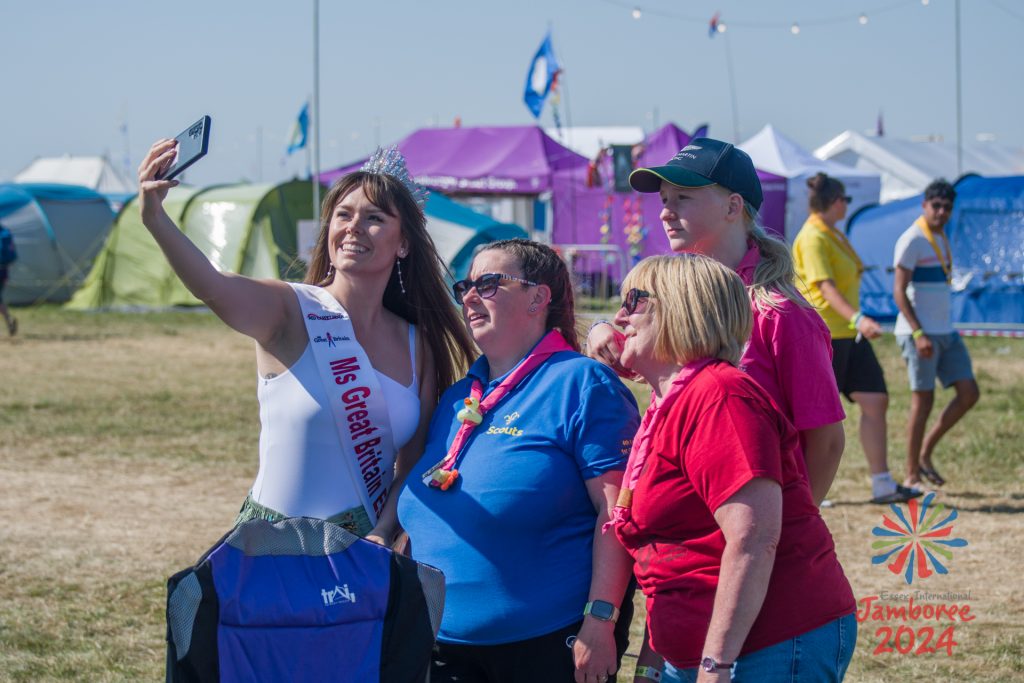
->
[360,146,429,208]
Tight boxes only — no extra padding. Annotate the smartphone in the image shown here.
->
[158,115,211,181]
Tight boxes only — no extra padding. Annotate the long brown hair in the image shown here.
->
[306,171,475,399]
[475,239,581,352]
[807,172,846,213]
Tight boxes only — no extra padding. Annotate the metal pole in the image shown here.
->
[561,70,578,246]
[954,0,963,177]
[256,125,263,182]
[312,0,322,216]
[724,30,741,143]
[121,122,131,181]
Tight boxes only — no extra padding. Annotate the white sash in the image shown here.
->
[291,283,397,526]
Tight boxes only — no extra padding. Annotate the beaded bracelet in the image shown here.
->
[588,319,613,335]
[848,311,864,331]
[634,665,662,681]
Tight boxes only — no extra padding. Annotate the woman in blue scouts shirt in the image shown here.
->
[398,239,640,683]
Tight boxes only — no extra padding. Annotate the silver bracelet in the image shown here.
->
[588,319,613,335]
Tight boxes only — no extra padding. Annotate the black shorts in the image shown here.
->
[831,337,887,400]
[431,580,635,683]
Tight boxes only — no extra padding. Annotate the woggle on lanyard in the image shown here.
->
[457,398,483,425]
[420,330,573,491]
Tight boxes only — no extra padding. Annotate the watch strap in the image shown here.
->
[700,656,734,672]
[583,600,620,623]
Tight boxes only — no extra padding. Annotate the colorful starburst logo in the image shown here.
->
[871,492,968,585]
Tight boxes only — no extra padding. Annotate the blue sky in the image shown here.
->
[2,0,1021,186]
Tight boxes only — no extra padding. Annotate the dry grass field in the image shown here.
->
[1,306,1022,681]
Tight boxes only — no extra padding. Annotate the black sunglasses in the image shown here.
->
[839,195,853,204]
[452,272,538,305]
[621,288,654,315]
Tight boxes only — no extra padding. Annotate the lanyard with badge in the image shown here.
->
[421,330,572,491]
[808,213,864,275]
[914,216,953,285]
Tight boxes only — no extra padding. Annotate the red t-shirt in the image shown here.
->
[614,361,855,668]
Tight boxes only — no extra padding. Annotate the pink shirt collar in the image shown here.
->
[735,240,760,286]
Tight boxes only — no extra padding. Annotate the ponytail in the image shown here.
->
[807,172,846,214]
[743,202,810,312]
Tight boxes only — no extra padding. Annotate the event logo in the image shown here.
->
[321,584,357,606]
[871,492,968,585]
[862,492,973,657]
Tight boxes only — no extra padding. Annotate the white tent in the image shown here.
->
[14,155,134,196]
[739,124,881,241]
[814,130,1024,203]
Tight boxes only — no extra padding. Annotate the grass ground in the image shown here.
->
[1,306,1022,681]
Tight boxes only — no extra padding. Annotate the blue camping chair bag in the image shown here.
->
[166,517,444,682]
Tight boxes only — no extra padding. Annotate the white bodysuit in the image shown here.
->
[250,291,420,519]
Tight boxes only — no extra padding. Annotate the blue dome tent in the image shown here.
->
[848,175,1024,333]
[0,183,114,305]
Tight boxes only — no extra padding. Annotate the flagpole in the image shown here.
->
[559,60,578,246]
[312,0,322,217]
[723,29,741,143]
[954,0,963,177]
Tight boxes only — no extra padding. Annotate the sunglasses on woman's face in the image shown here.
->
[621,288,653,315]
[452,273,538,305]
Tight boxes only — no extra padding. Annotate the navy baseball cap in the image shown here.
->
[629,137,764,210]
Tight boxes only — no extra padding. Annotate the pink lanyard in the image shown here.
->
[606,358,714,529]
[421,330,573,490]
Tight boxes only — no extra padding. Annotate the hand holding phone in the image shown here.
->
[156,115,211,181]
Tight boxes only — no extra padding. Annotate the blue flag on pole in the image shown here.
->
[523,33,561,119]
[287,102,309,155]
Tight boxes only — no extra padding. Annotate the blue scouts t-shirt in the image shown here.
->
[397,349,639,645]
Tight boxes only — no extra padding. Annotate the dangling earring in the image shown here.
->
[327,264,335,278]
[396,257,407,295]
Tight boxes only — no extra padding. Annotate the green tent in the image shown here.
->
[68,180,313,309]
[68,179,528,310]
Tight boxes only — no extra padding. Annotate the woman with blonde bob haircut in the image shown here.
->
[626,254,752,369]
[610,254,856,683]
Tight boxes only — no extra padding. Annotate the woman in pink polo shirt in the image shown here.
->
[610,254,856,682]
[588,138,845,506]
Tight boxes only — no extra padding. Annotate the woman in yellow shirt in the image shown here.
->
[793,172,921,504]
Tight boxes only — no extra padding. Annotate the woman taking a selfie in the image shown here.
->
[137,139,474,541]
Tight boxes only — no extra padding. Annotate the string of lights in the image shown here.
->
[596,0,933,34]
